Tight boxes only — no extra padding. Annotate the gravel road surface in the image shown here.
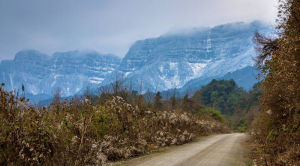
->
[108,133,251,166]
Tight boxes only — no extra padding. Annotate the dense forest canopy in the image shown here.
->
[193,79,248,115]
[192,79,261,131]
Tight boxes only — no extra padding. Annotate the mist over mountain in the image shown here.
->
[0,21,271,103]
[163,66,261,98]
[0,50,121,102]
[103,21,270,92]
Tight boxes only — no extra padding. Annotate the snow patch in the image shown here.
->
[159,66,163,73]
[89,77,104,84]
[51,74,63,87]
[188,62,208,78]
[159,74,181,90]
[158,62,181,89]
[28,85,38,95]
[75,88,81,93]
[124,72,132,77]
[206,31,212,53]
[169,62,178,69]
[9,74,14,89]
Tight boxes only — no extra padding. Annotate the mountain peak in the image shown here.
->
[0,21,271,103]
[1,50,121,99]
[14,49,49,62]
[104,21,271,92]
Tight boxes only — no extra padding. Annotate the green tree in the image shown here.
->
[193,79,247,115]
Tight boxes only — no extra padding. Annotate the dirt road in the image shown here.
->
[109,133,251,166]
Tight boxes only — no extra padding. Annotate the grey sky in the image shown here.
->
[0,0,278,60]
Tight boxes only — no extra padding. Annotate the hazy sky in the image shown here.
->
[0,0,278,60]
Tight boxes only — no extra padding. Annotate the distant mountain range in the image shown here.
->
[0,21,271,103]
[0,50,121,102]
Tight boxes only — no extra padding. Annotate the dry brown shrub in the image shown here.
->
[0,86,227,165]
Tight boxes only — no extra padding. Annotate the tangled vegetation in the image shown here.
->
[251,0,300,165]
[0,83,227,165]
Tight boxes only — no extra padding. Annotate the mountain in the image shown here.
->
[102,21,270,92]
[165,66,260,98]
[0,50,121,102]
[0,21,271,103]
[184,65,260,90]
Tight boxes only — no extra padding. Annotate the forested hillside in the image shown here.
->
[192,79,261,132]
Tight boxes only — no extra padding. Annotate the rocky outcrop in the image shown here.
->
[103,21,270,92]
[0,50,121,98]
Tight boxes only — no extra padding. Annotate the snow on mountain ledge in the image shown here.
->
[0,50,121,97]
[188,62,208,78]
[102,21,272,92]
[0,21,272,101]
[89,77,105,84]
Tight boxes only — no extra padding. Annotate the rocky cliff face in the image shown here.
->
[103,21,270,92]
[0,50,121,98]
[0,21,271,103]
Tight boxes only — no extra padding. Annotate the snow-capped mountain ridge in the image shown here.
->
[0,50,121,98]
[104,21,270,92]
[0,21,271,103]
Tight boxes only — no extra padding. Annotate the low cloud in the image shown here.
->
[0,0,278,60]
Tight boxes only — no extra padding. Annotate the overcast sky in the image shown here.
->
[0,0,278,60]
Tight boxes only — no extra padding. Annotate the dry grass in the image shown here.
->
[0,87,227,165]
